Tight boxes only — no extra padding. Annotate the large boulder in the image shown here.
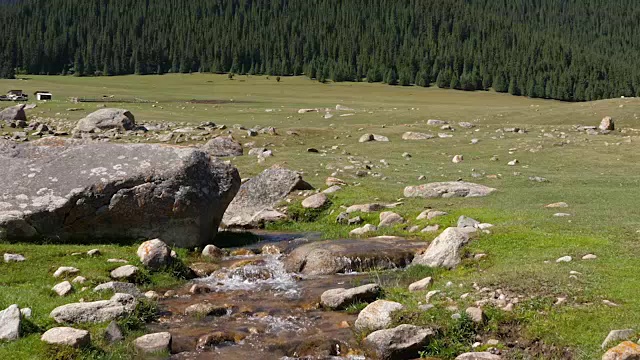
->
[50,293,136,324]
[355,300,404,332]
[412,227,471,269]
[41,327,91,348]
[202,136,243,157]
[222,168,313,228]
[364,324,434,360]
[0,104,27,122]
[0,138,240,248]
[0,304,21,341]
[73,108,135,133]
[404,181,496,199]
[320,283,381,310]
[284,237,425,276]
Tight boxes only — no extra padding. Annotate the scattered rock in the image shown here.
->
[3,253,25,262]
[202,244,224,259]
[134,332,172,354]
[452,155,464,163]
[402,132,434,140]
[87,249,101,257]
[202,136,243,157]
[554,213,571,217]
[326,177,347,186]
[184,303,227,317]
[93,282,142,297]
[459,122,476,129]
[364,324,434,360]
[41,327,90,348]
[346,203,386,213]
[556,256,572,263]
[355,300,404,331]
[0,304,21,341]
[222,168,313,228]
[137,239,172,270]
[323,185,342,194]
[602,329,636,349]
[457,216,480,229]
[301,193,328,209]
[53,267,79,278]
[427,119,447,126]
[408,277,433,292]
[545,202,569,208]
[602,341,640,360]
[359,134,389,143]
[421,224,440,233]
[110,265,139,280]
[144,291,160,300]
[404,182,496,199]
[465,307,486,323]
[350,224,378,236]
[104,321,124,344]
[74,108,135,133]
[52,281,74,296]
[50,293,137,324]
[379,212,404,227]
[456,352,502,360]
[320,284,382,310]
[412,227,471,269]
[0,104,27,122]
[599,116,615,131]
[582,254,598,260]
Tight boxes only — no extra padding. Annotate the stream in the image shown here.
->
[149,232,384,360]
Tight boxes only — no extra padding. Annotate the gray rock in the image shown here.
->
[0,138,240,248]
[202,244,224,259]
[285,237,423,276]
[110,265,139,280]
[359,134,389,142]
[364,324,434,360]
[137,239,171,270]
[402,132,434,140]
[0,304,20,341]
[134,332,172,354]
[3,253,25,262]
[412,227,471,269]
[323,185,342,194]
[336,212,350,225]
[301,193,328,209]
[348,216,364,226]
[94,281,142,297]
[355,300,404,332]
[184,303,227,317]
[421,224,440,233]
[104,320,124,343]
[457,216,480,229]
[41,327,90,348]
[455,352,502,360]
[602,329,636,349]
[408,277,432,292]
[19,308,31,319]
[379,212,404,227]
[459,122,476,129]
[346,203,386,213]
[52,281,74,296]
[74,108,135,133]
[465,307,486,323]
[0,104,27,122]
[320,283,381,310]
[50,293,137,324]
[404,182,496,198]
[222,168,312,228]
[599,116,615,131]
[427,119,448,126]
[349,224,378,236]
[202,136,243,157]
[53,267,79,278]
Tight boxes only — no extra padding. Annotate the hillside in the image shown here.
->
[0,0,639,100]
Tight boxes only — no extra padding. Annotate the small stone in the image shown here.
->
[582,254,597,260]
[452,155,464,163]
[19,308,31,319]
[379,211,404,227]
[355,300,404,332]
[554,213,571,217]
[104,321,124,344]
[408,277,433,292]
[545,202,568,208]
[53,266,79,278]
[323,185,342,194]
[507,160,519,166]
[421,225,440,233]
[144,291,160,300]
[556,256,572,263]
[110,265,139,280]
[348,216,364,226]
[301,193,328,209]
[465,307,486,323]
[87,249,101,257]
[202,245,224,259]
[425,290,441,303]
[486,339,500,346]
[184,303,227,317]
[602,329,635,349]
[4,253,25,262]
[71,276,86,284]
[107,259,128,263]
[134,332,172,354]
[41,327,90,348]
[52,281,74,296]
[603,300,620,307]
[349,224,378,236]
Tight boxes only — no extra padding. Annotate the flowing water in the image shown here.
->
[149,233,381,360]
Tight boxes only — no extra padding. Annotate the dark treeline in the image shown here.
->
[0,0,639,101]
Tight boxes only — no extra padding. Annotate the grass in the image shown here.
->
[2,73,640,358]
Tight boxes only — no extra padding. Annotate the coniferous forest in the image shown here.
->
[0,0,639,101]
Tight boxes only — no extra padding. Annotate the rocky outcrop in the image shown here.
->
[50,293,136,324]
[284,237,425,275]
[73,108,135,133]
[222,168,313,228]
[404,181,496,198]
[364,324,434,360]
[0,138,240,248]
[412,227,471,269]
[202,136,243,157]
[320,283,381,310]
[0,104,27,122]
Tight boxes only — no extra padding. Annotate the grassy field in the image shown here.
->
[2,74,640,359]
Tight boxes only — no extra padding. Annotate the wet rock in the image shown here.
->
[54,266,79,278]
[285,237,423,275]
[320,283,381,310]
[402,132,434,140]
[222,168,313,228]
[600,116,615,131]
[93,281,142,297]
[104,320,124,343]
[74,108,135,133]
[302,193,328,209]
[202,136,243,157]
[52,281,74,296]
[412,227,471,269]
[189,284,212,295]
[41,327,90,348]
[0,138,240,248]
[110,265,139,280]
[196,331,239,349]
[50,293,137,324]
[408,277,432,292]
[137,239,171,270]
[379,212,404,227]
[602,329,636,349]
[404,182,496,199]
[364,324,434,360]
[355,300,404,332]
[0,104,27,122]
[202,244,224,259]
[134,332,172,354]
[184,303,227,317]
[602,341,640,360]
[4,253,25,262]
[456,352,502,360]
[350,224,378,236]
[0,304,21,341]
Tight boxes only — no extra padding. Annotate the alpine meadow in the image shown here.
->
[0,1,639,360]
